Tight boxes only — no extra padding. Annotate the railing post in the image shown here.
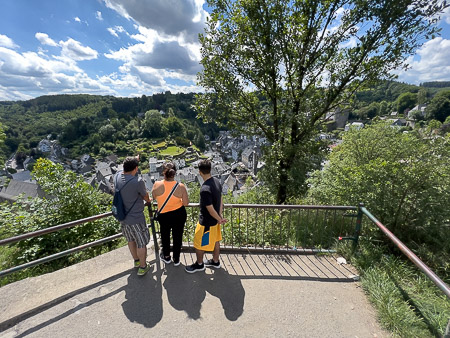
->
[147,204,159,252]
[353,203,364,249]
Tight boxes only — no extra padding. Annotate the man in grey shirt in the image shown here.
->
[114,156,152,276]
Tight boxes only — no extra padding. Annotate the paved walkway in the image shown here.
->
[0,244,388,337]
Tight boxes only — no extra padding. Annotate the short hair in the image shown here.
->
[198,159,211,174]
[123,156,139,172]
[162,162,177,179]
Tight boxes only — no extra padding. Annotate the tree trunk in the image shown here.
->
[276,159,290,204]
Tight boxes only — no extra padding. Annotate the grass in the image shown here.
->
[159,146,185,156]
[338,240,450,337]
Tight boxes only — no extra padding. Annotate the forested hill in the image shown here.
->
[0,92,220,159]
[1,80,449,161]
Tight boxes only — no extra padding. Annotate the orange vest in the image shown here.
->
[156,180,183,213]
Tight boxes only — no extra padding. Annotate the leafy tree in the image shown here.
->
[165,115,184,136]
[98,124,116,141]
[0,122,5,164]
[194,131,206,151]
[396,92,417,114]
[307,122,450,271]
[0,158,119,278]
[417,87,429,105]
[15,143,28,168]
[426,89,450,122]
[196,0,446,203]
[378,101,389,116]
[142,110,166,138]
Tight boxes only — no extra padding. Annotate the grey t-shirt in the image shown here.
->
[114,172,147,225]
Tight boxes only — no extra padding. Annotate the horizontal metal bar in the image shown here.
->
[361,207,450,299]
[0,232,123,278]
[181,244,335,255]
[0,212,113,246]
[187,203,357,210]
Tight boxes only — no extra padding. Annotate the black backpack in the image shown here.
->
[112,173,138,221]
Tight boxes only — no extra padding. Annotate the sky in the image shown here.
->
[0,0,450,102]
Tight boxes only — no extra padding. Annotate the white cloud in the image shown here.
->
[443,7,450,24]
[59,38,98,61]
[96,11,103,21]
[74,16,81,22]
[0,34,19,48]
[107,26,127,38]
[0,45,116,100]
[107,28,119,38]
[396,37,450,84]
[340,36,358,49]
[103,0,207,43]
[35,33,58,47]
[0,85,33,100]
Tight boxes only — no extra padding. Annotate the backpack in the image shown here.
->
[112,173,138,221]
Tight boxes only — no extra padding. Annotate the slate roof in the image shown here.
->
[3,179,45,199]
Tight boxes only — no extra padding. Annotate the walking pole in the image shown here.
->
[147,203,159,252]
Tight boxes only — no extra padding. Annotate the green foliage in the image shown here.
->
[0,92,219,159]
[426,89,450,122]
[0,158,120,285]
[0,122,5,164]
[396,92,417,114]
[308,122,450,275]
[196,0,445,203]
[421,81,450,88]
[142,110,167,138]
[339,240,450,337]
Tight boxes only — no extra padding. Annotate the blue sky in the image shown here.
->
[0,0,449,101]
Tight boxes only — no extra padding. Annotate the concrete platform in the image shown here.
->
[0,244,388,337]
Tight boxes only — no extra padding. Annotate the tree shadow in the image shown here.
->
[121,263,163,328]
[163,266,245,321]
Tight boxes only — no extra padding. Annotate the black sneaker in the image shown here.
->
[204,258,221,269]
[160,253,172,264]
[173,259,180,266]
[185,262,205,273]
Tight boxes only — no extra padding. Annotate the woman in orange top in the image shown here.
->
[152,162,189,266]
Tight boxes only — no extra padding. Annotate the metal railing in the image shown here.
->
[181,203,359,253]
[1,202,449,300]
[360,205,450,299]
[0,203,358,278]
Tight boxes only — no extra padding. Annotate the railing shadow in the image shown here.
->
[1,249,357,335]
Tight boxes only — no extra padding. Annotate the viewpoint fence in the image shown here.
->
[0,203,448,299]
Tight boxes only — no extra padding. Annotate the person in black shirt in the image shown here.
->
[185,159,227,273]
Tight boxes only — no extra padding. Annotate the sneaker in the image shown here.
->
[134,260,140,268]
[204,258,221,269]
[137,263,151,276]
[173,260,180,267]
[160,253,172,264]
[185,262,205,273]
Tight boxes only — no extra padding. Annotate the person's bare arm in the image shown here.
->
[142,191,152,204]
[180,183,189,206]
[206,204,227,224]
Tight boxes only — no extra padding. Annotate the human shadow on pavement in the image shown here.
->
[121,262,163,328]
[163,266,245,321]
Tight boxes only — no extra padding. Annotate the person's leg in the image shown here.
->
[172,208,187,263]
[137,246,147,268]
[127,241,139,260]
[195,248,205,264]
[159,217,171,259]
[212,241,220,262]
[133,223,150,269]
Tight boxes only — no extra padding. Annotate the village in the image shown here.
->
[0,130,268,202]
[0,102,426,204]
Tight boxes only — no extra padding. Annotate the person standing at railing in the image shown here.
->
[185,159,227,273]
[115,155,152,276]
[152,162,189,266]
